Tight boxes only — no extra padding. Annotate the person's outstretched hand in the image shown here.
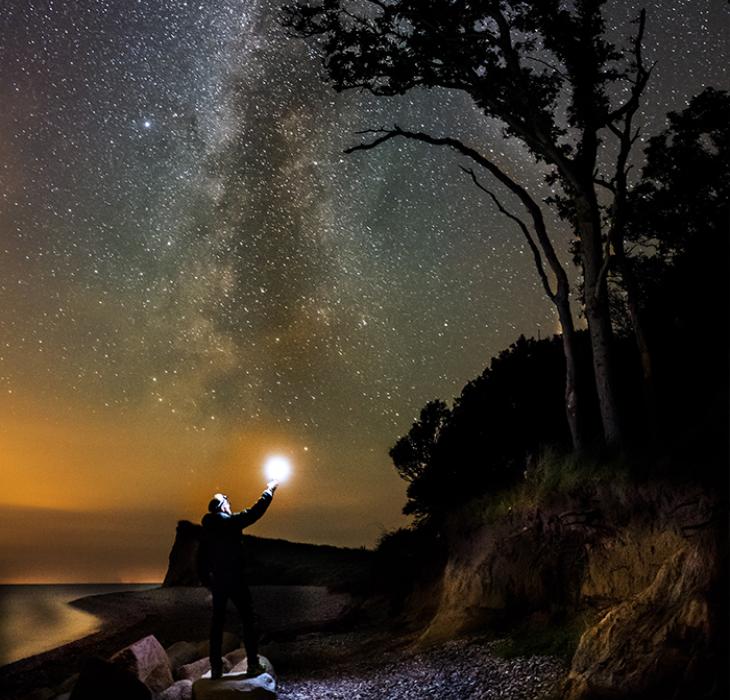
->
[267,480,279,493]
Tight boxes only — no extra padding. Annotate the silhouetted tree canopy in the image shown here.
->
[623,87,730,289]
[390,89,729,525]
[390,400,450,484]
[283,0,661,449]
[392,335,583,524]
[621,88,730,459]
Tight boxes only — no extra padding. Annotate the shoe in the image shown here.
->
[244,659,266,677]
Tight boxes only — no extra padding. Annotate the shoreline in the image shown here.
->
[0,590,155,699]
[0,584,352,700]
[0,585,570,700]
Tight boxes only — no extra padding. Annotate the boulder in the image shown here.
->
[192,673,276,700]
[69,657,152,700]
[111,635,174,693]
[177,657,212,682]
[222,634,239,655]
[166,641,201,671]
[193,632,238,659]
[223,649,246,670]
[155,679,194,700]
[228,656,275,681]
[178,657,232,682]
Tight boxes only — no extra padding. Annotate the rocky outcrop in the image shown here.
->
[163,521,204,587]
[162,521,372,588]
[566,534,723,699]
[420,480,727,699]
[422,506,585,640]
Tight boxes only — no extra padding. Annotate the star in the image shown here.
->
[0,0,727,566]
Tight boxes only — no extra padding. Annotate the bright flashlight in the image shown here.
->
[264,455,292,483]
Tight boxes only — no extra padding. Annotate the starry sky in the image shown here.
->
[0,0,728,582]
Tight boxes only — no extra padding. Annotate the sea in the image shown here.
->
[0,584,158,667]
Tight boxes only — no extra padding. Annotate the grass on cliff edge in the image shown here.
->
[461,447,634,525]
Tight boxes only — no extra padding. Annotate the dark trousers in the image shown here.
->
[209,579,259,671]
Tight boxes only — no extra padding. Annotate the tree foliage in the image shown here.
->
[391,335,580,524]
[283,0,660,448]
[625,87,730,268]
[390,89,729,524]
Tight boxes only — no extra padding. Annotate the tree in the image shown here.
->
[283,0,656,450]
[625,88,730,267]
[390,400,450,482]
[617,87,730,444]
[391,335,580,524]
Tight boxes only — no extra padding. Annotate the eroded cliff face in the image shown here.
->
[420,481,727,699]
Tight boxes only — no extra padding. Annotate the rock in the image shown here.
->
[155,679,193,700]
[178,657,232,682]
[177,657,212,682]
[54,694,71,700]
[111,634,175,693]
[565,539,722,699]
[69,657,152,700]
[223,649,247,669]
[228,656,276,681]
[167,641,201,672]
[194,640,210,659]
[24,688,54,700]
[221,633,239,655]
[192,673,276,700]
[194,632,238,660]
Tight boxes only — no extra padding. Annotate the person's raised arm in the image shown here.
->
[232,481,278,529]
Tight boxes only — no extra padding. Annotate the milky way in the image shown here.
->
[0,1,728,572]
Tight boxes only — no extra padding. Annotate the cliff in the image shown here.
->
[162,520,373,589]
[417,479,727,699]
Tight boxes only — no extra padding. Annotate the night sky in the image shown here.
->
[1,0,727,582]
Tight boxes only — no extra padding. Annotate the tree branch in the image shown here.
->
[524,55,568,80]
[461,166,556,301]
[345,125,573,305]
[594,177,615,193]
[605,10,653,126]
[598,10,652,295]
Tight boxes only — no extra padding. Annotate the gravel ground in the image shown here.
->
[268,631,567,700]
[1,586,567,699]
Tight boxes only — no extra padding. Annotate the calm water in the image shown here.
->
[0,584,157,666]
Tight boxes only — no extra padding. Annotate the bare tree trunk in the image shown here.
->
[555,288,586,454]
[613,241,658,440]
[577,197,625,449]
[348,129,593,453]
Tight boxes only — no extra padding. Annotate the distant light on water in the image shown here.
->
[0,584,155,665]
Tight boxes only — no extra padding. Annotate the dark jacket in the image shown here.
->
[198,490,272,585]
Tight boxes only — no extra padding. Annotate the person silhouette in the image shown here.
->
[198,481,278,679]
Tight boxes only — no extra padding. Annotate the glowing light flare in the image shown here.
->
[263,455,292,483]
